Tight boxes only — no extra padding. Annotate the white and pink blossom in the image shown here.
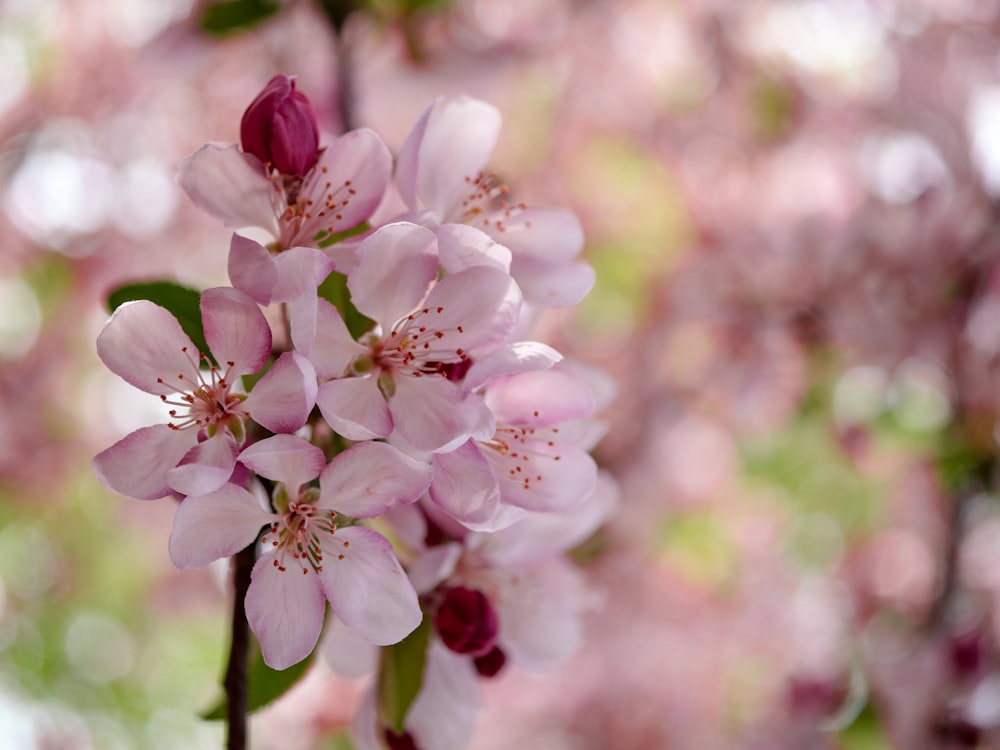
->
[169,434,433,669]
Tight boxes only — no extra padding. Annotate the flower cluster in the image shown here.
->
[92,75,613,748]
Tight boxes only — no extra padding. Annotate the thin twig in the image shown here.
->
[224,541,257,750]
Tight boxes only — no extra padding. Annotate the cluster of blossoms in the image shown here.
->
[92,75,614,749]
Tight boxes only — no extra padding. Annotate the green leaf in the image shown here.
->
[377,614,432,734]
[199,0,282,36]
[202,633,316,720]
[315,221,371,249]
[106,281,210,357]
[318,270,374,340]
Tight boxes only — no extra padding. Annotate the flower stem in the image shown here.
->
[225,542,257,750]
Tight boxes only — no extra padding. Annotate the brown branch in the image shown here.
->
[224,541,257,750]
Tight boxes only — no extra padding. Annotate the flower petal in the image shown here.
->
[389,375,494,453]
[421,265,521,354]
[228,233,277,305]
[271,246,336,303]
[238,434,325,489]
[97,300,199,396]
[407,641,482,750]
[305,298,367,377]
[244,352,317,434]
[91,424,196,500]
[318,441,432,518]
[485,367,596,426]
[290,128,392,246]
[348,222,439,331]
[463,341,562,392]
[482,208,583,263]
[177,143,280,235]
[404,96,502,221]
[166,433,239,497]
[321,616,379,679]
[510,256,595,308]
[246,553,327,669]
[435,224,511,274]
[488,439,597,514]
[201,287,272,376]
[318,526,421,646]
[429,442,500,525]
[315,376,392,441]
[169,484,273,568]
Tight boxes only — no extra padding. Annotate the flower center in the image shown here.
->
[480,423,561,493]
[261,501,340,575]
[156,347,249,437]
[457,171,533,235]
[280,164,358,247]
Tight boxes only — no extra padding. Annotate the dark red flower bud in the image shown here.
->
[474,645,507,678]
[240,75,319,177]
[434,586,498,657]
[384,728,420,750]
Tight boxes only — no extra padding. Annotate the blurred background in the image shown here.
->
[3,0,1000,747]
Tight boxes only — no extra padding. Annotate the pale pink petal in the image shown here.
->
[228,233,277,305]
[321,616,378,679]
[306,298,367,377]
[407,641,482,750]
[487,439,597,514]
[461,504,528,534]
[271,246,336,302]
[485,367,596,426]
[496,558,587,670]
[410,97,502,221]
[482,208,583,263]
[407,542,463,595]
[384,503,428,551]
[435,224,510,274]
[200,287,271,376]
[91,424,196,500]
[319,441,432,517]
[474,470,619,563]
[246,554,327,669]
[389,375,494,453]
[318,526,421,645]
[169,484,273,568]
[395,100,435,212]
[421,266,521,354]
[348,222,438,331]
[177,143,280,235]
[289,128,392,246]
[510,256,595,308]
[315,376,391,441]
[463,341,562,392]
[429,442,500,525]
[243,352,317,433]
[166,433,239,497]
[238,434,325,489]
[97,300,199,396]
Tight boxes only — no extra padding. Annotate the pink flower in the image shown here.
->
[396,95,594,308]
[240,75,319,178]
[92,288,316,499]
[429,365,601,529]
[303,222,522,452]
[178,127,390,253]
[169,434,433,669]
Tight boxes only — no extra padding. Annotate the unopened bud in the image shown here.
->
[434,586,498,657]
[240,75,319,177]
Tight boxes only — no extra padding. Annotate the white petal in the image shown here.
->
[408,641,482,750]
[510,256,595,308]
[166,433,239,497]
[420,265,521,354]
[463,341,562,392]
[306,298,367,377]
[319,526,421,646]
[320,616,379,679]
[246,553,327,670]
[482,207,583,262]
[435,223,510,274]
[169,484,273,568]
